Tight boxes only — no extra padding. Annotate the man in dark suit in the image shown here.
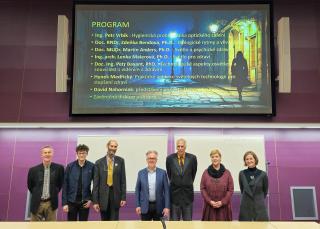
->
[27,145,64,221]
[166,138,197,221]
[92,139,126,220]
[135,150,170,221]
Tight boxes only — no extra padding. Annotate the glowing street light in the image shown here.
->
[169,32,178,39]
[209,24,219,33]
[175,57,182,65]
[169,31,177,82]
[209,24,219,76]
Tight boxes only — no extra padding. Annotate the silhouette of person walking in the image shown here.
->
[231,51,251,101]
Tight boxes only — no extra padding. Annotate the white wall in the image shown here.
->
[78,134,168,191]
[174,135,266,192]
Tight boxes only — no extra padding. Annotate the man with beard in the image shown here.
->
[92,139,126,220]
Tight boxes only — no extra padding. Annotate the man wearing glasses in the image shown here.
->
[135,150,170,220]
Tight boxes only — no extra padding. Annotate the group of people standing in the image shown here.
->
[27,138,269,222]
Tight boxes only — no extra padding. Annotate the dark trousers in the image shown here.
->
[141,202,162,221]
[100,187,119,221]
[67,202,90,221]
[170,203,193,221]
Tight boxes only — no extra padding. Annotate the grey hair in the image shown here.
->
[41,145,53,152]
[176,138,187,147]
[146,150,158,157]
[107,139,118,146]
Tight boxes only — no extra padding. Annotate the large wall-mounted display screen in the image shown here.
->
[72,4,274,115]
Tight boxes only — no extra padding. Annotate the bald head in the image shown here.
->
[106,139,118,158]
[176,138,187,156]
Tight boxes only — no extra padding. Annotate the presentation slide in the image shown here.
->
[72,4,273,114]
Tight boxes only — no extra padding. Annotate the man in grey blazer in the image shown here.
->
[92,139,126,220]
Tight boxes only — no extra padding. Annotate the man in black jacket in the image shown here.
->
[166,138,197,221]
[62,144,94,221]
[27,145,64,221]
[92,139,126,220]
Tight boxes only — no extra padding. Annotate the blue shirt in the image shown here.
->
[147,168,156,202]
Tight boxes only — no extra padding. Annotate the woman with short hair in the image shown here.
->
[200,149,234,221]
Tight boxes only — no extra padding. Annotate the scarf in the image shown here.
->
[208,163,225,178]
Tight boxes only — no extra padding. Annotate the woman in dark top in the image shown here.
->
[200,149,234,221]
[239,151,269,221]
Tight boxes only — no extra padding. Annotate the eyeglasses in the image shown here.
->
[77,152,88,155]
[147,157,157,160]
